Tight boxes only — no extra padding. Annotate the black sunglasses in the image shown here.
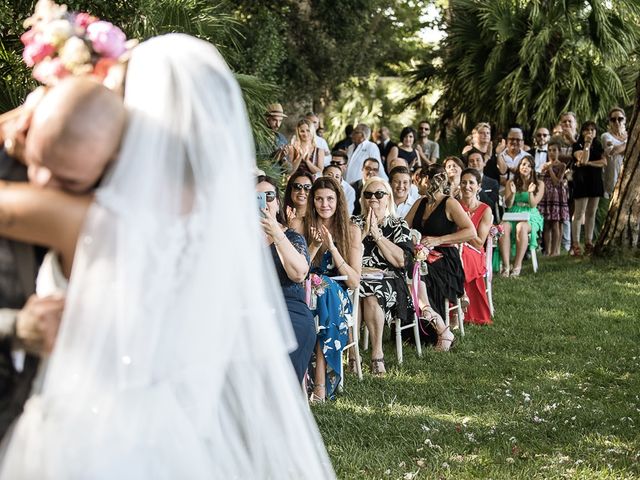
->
[610,117,625,123]
[265,191,277,202]
[330,161,346,166]
[363,190,388,200]
[536,133,550,137]
[293,183,312,191]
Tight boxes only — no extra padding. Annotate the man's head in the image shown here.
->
[351,123,371,145]
[388,157,409,171]
[330,151,348,174]
[378,126,390,142]
[361,157,380,180]
[323,164,343,183]
[265,103,286,132]
[466,151,485,174]
[506,128,524,156]
[26,77,126,193]
[417,121,431,140]
[535,127,550,147]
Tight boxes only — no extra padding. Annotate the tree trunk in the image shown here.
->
[596,75,640,253]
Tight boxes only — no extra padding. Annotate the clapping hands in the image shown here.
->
[527,182,537,193]
[363,208,381,240]
[310,224,334,250]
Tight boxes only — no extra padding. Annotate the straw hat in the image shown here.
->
[265,103,287,118]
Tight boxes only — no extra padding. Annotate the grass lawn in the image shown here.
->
[313,254,640,479]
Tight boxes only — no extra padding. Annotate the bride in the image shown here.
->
[0,34,334,479]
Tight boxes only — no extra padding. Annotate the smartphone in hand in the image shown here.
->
[256,192,267,217]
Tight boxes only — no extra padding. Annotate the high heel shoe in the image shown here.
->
[309,384,326,404]
[434,325,455,352]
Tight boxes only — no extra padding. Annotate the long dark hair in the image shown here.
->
[513,156,540,195]
[284,171,314,213]
[576,120,602,150]
[304,176,351,266]
[256,175,286,225]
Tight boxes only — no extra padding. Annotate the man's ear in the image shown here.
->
[27,164,53,187]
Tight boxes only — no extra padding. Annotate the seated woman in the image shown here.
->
[351,177,414,376]
[256,175,316,384]
[458,169,493,325]
[284,171,314,226]
[405,165,475,350]
[292,177,361,402]
[499,156,545,277]
[443,155,464,199]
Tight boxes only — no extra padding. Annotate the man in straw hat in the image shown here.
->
[266,102,288,150]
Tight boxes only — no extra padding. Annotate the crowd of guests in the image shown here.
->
[260,104,628,402]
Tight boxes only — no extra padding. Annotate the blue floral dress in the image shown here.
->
[310,250,351,399]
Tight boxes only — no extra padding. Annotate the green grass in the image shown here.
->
[314,254,640,479]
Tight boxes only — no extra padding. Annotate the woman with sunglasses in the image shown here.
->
[570,121,606,256]
[458,169,493,325]
[284,172,314,226]
[292,177,361,401]
[405,165,475,350]
[352,177,414,375]
[499,156,545,275]
[256,175,316,384]
[289,118,324,177]
[601,107,627,199]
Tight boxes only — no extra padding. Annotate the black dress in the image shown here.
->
[411,197,465,320]
[270,229,316,383]
[398,147,419,167]
[571,140,605,199]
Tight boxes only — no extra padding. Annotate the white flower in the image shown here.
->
[59,36,91,71]
[41,18,74,47]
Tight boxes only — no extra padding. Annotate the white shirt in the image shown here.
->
[500,149,531,171]
[393,188,420,218]
[341,180,356,215]
[316,136,330,156]
[533,147,548,173]
[345,140,385,183]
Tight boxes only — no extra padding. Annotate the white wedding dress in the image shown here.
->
[0,34,335,479]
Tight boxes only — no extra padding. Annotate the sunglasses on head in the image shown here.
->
[293,183,312,191]
[363,190,388,200]
[610,116,625,123]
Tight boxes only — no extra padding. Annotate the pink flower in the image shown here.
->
[20,29,36,46]
[86,21,126,59]
[22,37,55,67]
[74,12,97,30]
[310,274,323,287]
[32,57,69,84]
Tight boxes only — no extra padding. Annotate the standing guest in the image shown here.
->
[538,140,569,256]
[571,121,606,256]
[389,166,419,218]
[467,151,500,223]
[289,118,324,176]
[351,158,381,216]
[462,122,493,158]
[458,169,493,325]
[387,126,423,169]
[377,126,396,167]
[292,178,362,402]
[345,123,385,183]
[499,157,545,277]
[405,165,476,349]
[323,164,354,215]
[284,172,314,225]
[443,156,465,199]
[416,120,439,165]
[352,177,414,375]
[601,107,627,198]
[531,127,550,173]
[256,176,316,383]
[329,151,356,214]
[333,125,353,153]
[265,103,288,150]
[305,112,331,158]
[498,127,531,177]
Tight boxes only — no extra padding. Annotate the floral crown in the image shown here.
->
[21,0,135,86]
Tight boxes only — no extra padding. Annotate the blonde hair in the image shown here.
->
[359,176,395,218]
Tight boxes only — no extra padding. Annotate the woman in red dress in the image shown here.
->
[458,168,493,325]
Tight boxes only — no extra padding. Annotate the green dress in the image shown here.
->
[507,191,544,254]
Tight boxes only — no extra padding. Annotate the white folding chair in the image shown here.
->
[501,212,538,273]
[485,234,495,316]
[443,245,465,337]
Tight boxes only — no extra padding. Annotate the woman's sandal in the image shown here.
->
[370,358,386,377]
[510,266,521,277]
[434,326,455,352]
[500,266,510,278]
[309,384,326,404]
[347,355,361,374]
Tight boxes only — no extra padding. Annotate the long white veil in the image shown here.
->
[1,34,334,479]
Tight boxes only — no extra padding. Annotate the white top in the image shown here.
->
[500,149,531,171]
[316,135,330,156]
[533,148,548,173]
[341,180,356,215]
[344,140,385,183]
[601,131,625,197]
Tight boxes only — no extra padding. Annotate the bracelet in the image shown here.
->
[374,234,383,242]
[274,235,287,247]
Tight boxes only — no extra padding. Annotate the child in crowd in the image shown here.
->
[537,139,569,256]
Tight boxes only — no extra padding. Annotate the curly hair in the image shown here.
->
[304,176,352,267]
[513,156,540,195]
[422,164,450,203]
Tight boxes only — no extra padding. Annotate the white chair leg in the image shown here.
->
[487,280,494,316]
[352,310,362,380]
[531,247,538,273]
[363,326,369,351]
[457,299,465,337]
[412,313,423,357]
[395,318,403,365]
[444,300,450,327]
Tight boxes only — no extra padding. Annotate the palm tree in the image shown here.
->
[410,0,640,134]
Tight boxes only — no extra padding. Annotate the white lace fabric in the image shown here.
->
[1,34,334,479]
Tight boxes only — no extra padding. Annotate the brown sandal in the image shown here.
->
[434,326,455,352]
[370,358,386,376]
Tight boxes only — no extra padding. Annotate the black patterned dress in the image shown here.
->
[352,215,414,325]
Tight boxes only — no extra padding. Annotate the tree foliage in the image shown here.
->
[410,0,640,133]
